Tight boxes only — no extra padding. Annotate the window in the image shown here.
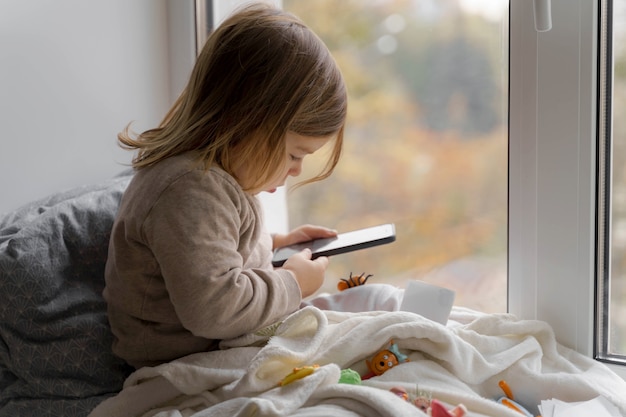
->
[209,0,625,377]
[598,0,626,364]
[282,0,509,313]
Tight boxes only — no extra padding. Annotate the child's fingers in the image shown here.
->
[313,255,329,268]
[303,225,338,239]
[299,248,312,259]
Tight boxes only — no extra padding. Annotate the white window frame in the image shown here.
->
[510,0,624,379]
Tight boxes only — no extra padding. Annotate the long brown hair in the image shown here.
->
[119,2,347,191]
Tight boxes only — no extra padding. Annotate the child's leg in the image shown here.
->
[301,284,404,312]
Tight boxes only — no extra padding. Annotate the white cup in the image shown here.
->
[400,280,456,325]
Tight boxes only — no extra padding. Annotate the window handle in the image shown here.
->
[534,0,552,32]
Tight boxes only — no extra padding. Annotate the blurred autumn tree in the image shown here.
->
[283,0,508,312]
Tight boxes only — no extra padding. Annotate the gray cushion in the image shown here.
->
[0,172,133,416]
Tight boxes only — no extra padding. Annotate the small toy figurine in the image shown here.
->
[390,386,409,401]
[279,365,319,386]
[338,368,362,385]
[414,388,433,413]
[362,339,409,379]
[388,386,466,417]
[337,272,372,291]
[390,385,428,407]
[495,380,534,417]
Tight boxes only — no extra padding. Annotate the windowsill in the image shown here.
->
[604,362,626,381]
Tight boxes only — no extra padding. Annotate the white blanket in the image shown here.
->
[90,307,626,417]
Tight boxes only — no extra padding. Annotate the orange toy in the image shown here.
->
[362,339,409,379]
[337,272,372,291]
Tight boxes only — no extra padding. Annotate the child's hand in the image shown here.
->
[272,224,338,250]
[281,248,329,298]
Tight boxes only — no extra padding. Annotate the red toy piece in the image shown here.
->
[430,399,467,417]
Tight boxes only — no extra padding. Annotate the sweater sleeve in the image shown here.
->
[142,169,302,340]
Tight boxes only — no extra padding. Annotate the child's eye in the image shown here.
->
[289,154,303,162]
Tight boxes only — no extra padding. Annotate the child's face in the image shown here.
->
[262,132,332,194]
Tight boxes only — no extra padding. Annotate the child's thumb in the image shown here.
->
[299,248,312,259]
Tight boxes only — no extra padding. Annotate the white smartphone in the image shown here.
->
[271,223,396,267]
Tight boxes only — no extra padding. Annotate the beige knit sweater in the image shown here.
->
[103,152,301,368]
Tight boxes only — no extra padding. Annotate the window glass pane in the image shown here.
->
[607,0,626,358]
[283,0,508,313]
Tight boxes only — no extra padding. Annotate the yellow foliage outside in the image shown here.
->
[284,0,508,313]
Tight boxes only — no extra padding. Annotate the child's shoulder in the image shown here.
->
[135,153,227,184]
[131,152,245,202]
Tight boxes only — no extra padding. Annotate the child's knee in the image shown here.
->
[303,283,403,312]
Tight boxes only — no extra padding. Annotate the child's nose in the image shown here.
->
[289,161,302,177]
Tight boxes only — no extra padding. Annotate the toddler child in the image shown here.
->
[104,2,402,369]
